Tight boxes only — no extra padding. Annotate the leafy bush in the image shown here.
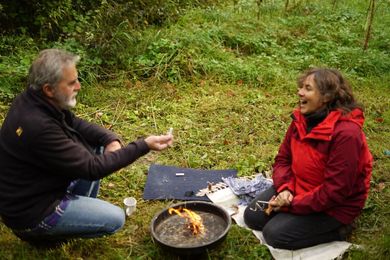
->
[1,0,389,90]
[0,0,221,40]
[0,35,39,98]
[0,0,97,39]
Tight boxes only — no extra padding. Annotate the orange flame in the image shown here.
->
[168,207,205,235]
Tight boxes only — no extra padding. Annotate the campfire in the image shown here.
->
[151,201,231,255]
[168,207,205,235]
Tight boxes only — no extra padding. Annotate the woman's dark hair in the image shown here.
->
[297,68,362,113]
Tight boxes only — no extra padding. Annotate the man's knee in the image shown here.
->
[104,206,125,234]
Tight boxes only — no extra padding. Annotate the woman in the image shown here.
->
[244,68,372,250]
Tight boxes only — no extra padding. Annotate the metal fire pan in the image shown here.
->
[150,201,231,255]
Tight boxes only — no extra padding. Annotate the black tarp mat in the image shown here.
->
[143,164,237,201]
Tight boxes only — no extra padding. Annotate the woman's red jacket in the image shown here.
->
[272,108,372,224]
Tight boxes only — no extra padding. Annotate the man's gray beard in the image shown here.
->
[54,92,77,110]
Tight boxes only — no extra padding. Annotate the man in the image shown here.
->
[0,49,173,245]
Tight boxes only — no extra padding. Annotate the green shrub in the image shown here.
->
[0,0,221,40]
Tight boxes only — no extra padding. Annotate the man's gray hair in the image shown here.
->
[28,49,80,91]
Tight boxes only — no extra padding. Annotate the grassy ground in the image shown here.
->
[0,0,389,259]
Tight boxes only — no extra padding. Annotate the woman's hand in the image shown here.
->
[144,133,173,151]
[269,190,293,212]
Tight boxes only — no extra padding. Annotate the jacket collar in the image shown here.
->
[292,108,364,141]
[26,87,67,122]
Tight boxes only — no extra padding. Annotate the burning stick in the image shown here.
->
[231,204,239,216]
[252,199,273,215]
[265,205,273,215]
[207,182,213,191]
[249,200,273,215]
[259,200,273,215]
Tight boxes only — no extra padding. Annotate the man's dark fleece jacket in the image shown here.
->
[0,88,150,230]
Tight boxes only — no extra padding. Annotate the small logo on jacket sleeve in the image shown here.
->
[16,127,23,137]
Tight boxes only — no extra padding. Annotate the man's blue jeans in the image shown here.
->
[14,179,125,241]
[14,146,125,242]
[50,179,125,239]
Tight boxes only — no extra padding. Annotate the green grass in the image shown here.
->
[1,0,389,259]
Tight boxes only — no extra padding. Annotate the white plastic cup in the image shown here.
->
[123,197,137,216]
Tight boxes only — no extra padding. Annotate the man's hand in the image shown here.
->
[269,190,293,212]
[104,140,122,153]
[144,134,173,151]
